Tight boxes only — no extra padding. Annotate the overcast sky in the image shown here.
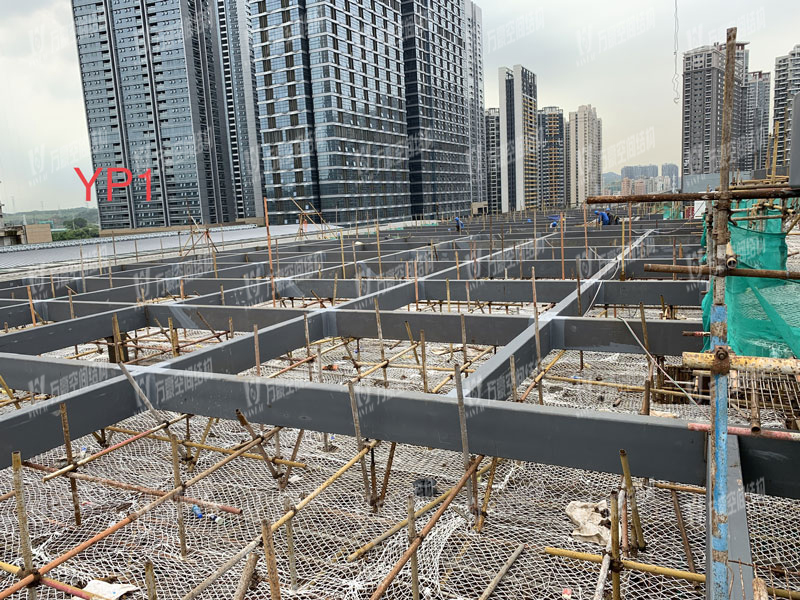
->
[0,0,798,213]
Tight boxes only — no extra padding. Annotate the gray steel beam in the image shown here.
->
[599,280,706,306]
[0,306,146,355]
[552,316,703,356]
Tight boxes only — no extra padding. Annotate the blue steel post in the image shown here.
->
[706,26,737,600]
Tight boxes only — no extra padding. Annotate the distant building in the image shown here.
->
[773,44,800,168]
[621,165,658,179]
[253,0,410,225]
[537,107,566,209]
[681,41,748,176]
[218,0,263,220]
[485,108,502,213]
[566,105,603,207]
[464,0,486,211]
[744,71,771,172]
[0,224,52,247]
[633,179,646,195]
[72,0,235,230]
[661,163,680,189]
[404,0,471,219]
[499,65,539,212]
[621,177,633,196]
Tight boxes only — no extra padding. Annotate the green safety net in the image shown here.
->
[702,216,800,358]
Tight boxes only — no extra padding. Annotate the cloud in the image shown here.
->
[0,0,94,212]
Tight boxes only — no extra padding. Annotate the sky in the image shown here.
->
[0,0,798,213]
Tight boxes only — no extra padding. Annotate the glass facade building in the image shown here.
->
[72,0,235,229]
[499,64,538,212]
[484,107,501,214]
[537,106,566,209]
[251,0,411,226]
[463,0,485,209]
[402,0,470,219]
[217,0,264,219]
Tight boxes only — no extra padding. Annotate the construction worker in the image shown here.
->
[454,216,464,233]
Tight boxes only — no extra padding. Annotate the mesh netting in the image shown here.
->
[0,406,725,600]
[703,220,800,358]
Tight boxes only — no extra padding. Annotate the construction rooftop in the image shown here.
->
[0,205,799,600]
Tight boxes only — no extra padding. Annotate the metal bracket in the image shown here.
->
[711,346,730,376]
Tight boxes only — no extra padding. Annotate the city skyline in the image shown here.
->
[1,0,799,212]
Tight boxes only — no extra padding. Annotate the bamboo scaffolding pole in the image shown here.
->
[368,455,484,600]
[236,410,279,479]
[0,561,108,600]
[430,346,494,394]
[454,363,476,514]
[653,482,705,494]
[544,547,800,599]
[59,403,82,525]
[0,435,271,600]
[475,456,498,532]
[519,349,567,402]
[181,440,379,600]
[170,433,188,558]
[144,560,157,600]
[347,458,498,562]
[478,543,525,600]
[43,414,185,481]
[670,489,699,581]
[232,552,259,600]
[261,518,282,599]
[11,451,36,600]
[103,425,305,467]
[620,449,645,551]
[23,461,241,514]
[407,495,421,600]
[544,374,710,401]
[530,267,544,404]
[610,490,621,600]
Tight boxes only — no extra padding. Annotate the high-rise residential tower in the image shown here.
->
[744,70,771,172]
[681,41,748,177]
[72,0,235,230]
[217,0,263,220]
[252,0,410,225]
[773,44,800,169]
[402,0,470,219]
[463,0,486,210]
[485,108,501,213]
[566,105,602,207]
[621,165,658,179]
[537,107,566,209]
[661,163,680,190]
[499,65,538,212]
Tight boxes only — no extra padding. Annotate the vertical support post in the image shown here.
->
[576,258,584,371]
[12,451,37,600]
[168,317,179,357]
[59,403,81,526]
[348,382,372,504]
[420,329,428,393]
[707,27,737,600]
[253,325,261,377]
[170,435,188,558]
[374,298,388,388]
[284,497,298,590]
[407,495,420,600]
[261,519,282,599]
[560,212,565,279]
[610,490,621,600]
[531,267,544,405]
[144,560,157,600]
[338,229,346,279]
[509,356,518,402]
[304,314,313,382]
[620,449,645,551]
[26,286,36,327]
[454,363,476,515]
